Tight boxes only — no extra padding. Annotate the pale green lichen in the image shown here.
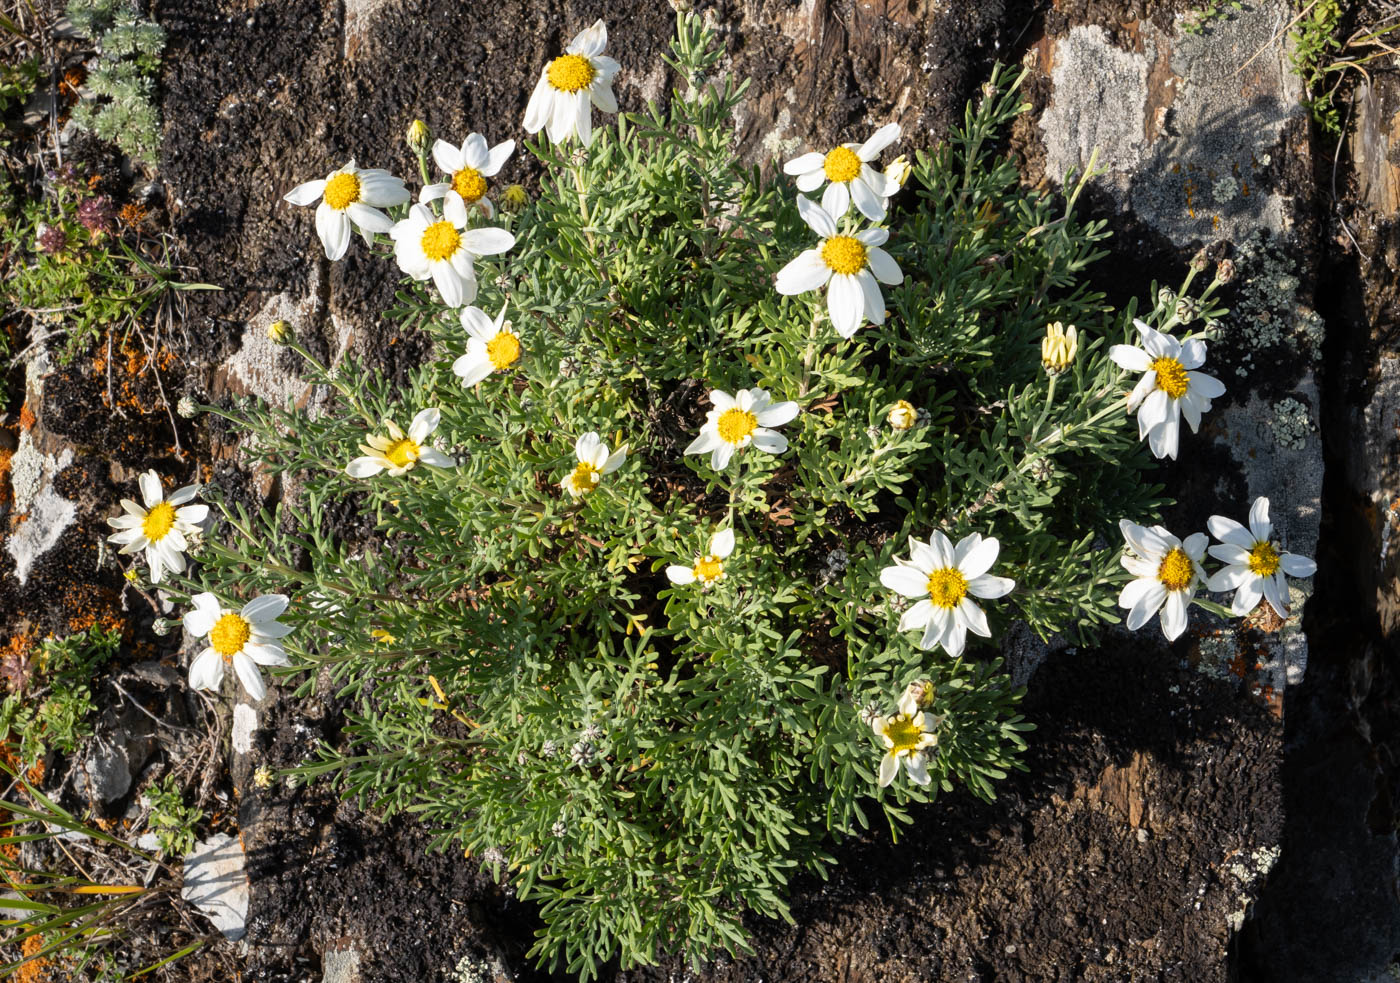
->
[1271,397,1315,451]
[1228,232,1325,376]
[1211,176,1238,203]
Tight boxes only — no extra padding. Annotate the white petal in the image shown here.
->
[898,599,935,632]
[485,140,516,176]
[138,471,163,508]
[710,528,735,558]
[408,407,440,443]
[183,597,220,637]
[827,273,865,339]
[775,250,831,295]
[966,574,1014,599]
[232,654,267,702]
[857,270,886,327]
[417,448,456,468]
[1187,371,1226,400]
[243,641,289,666]
[1126,581,1168,630]
[523,74,553,133]
[685,429,721,455]
[1178,337,1207,370]
[878,752,899,787]
[346,457,386,478]
[795,168,826,193]
[242,594,289,624]
[666,565,696,585]
[755,401,799,428]
[168,484,200,506]
[1160,591,1189,641]
[1207,514,1253,548]
[1280,553,1316,578]
[453,353,493,386]
[284,178,327,207]
[188,648,224,692]
[850,176,884,222]
[461,227,516,258]
[346,203,393,235]
[1119,576,1162,609]
[601,447,628,474]
[857,122,901,159]
[795,195,837,238]
[821,181,850,220]
[954,534,999,579]
[710,442,735,470]
[750,429,788,454]
[1248,497,1272,542]
[431,262,465,308]
[904,751,932,786]
[880,564,929,599]
[1109,344,1152,373]
[866,247,901,286]
[958,598,991,637]
[1262,574,1289,619]
[1207,565,1251,591]
[568,18,608,57]
[589,79,618,114]
[783,152,824,176]
[1233,579,1263,616]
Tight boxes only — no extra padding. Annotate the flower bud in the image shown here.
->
[1215,258,1236,284]
[888,399,917,431]
[1174,295,1201,324]
[152,617,173,636]
[502,183,529,211]
[1190,248,1210,272]
[1040,322,1077,376]
[176,395,199,418]
[253,766,275,789]
[267,320,293,345]
[884,155,912,190]
[406,119,430,156]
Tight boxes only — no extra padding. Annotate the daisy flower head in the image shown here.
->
[782,123,902,222]
[879,531,1015,657]
[1108,319,1225,461]
[184,593,292,702]
[1206,497,1317,618]
[390,202,515,308]
[453,304,522,385]
[870,688,937,787]
[561,431,628,498]
[523,19,620,146]
[665,527,735,587]
[684,387,799,470]
[420,133,515,220]
[283,160,410,261]
[106,470,208,585]
[775,195,902,340]
[1118,519,1209,641]
[346,408,456,478]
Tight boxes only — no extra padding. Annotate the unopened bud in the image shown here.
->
[152,617,173,636]
[267,320,293,345]
[887,399,917,431]
[253,765,275,789]
[1215,258,1236,284]
[1041,322,1078,376]
[502,184,529,211]
[1190,248,1210,272]
[176,396,199,419]
[406,119,431,156]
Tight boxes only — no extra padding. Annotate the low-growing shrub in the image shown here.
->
[180,14,1242,978]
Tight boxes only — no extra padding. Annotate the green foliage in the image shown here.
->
[0,174,218,365]
[142,776,203,856]
[65,0,166,163]
[0,627,120,766]
[0,58,40,118]
[188,15,1183,979]
[1289,0,1400,135]
[1181,0,1242,35]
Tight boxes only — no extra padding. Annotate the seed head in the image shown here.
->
[1215,258,1236,284]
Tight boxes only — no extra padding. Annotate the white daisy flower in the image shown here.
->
[346,408,456,478]
[782,122,901,222]
[775,195,902,339]
[420,133,515,220]
[183,592,292,702]
[871,689,938,787]
[1117,519,1209,641]
[453,304,522,385]
[1108,319,1226,461]
[105,470,208,585]
[522,19,621,146]
[684,387,800,470]
[561,431,628,498]
[879,532,1015,657]
[389,202,515,308]
[665,528,735,586]
[283,159,410,261]
[1205,497,1317,618]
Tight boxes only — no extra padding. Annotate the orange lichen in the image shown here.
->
[0,445,13,509]
[17,403,36,431]
[16,932,49,983]
[117,203,148,229]
[61,583,126,638]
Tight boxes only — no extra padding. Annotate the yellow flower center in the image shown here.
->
[420,220,461,262]
[926,567,969,609]
[883,714,924,755]
[547,54,595,93]
[210,613,251,659]
[1157,547,1194,591]
[452,167,488,204]
[821,235,868,276]
[716,408,758,445]
[384,437,420,469]
[141,501,176,541]
[693,555,724,583]
[1248,541,1281,577]
[1151,356,1189,400]
[569,461,601,494]
[822,146,862,183]
[323,172,361,211]
[486,331,521,370]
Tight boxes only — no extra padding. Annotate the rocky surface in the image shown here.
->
[2,0,1398,980]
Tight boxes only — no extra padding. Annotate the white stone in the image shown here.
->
[182,833,249,940]
[232,703,258,754]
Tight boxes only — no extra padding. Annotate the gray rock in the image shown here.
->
[182,832,249,940]
[83,738,132,803]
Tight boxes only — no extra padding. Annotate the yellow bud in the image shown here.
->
[502,184,529,211]
[406,119,431,155]
[267,320,293,346]
[370,628,397,645]
[884,155,912,189]
[887,399,917,431]
[1041,322,1077,377]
